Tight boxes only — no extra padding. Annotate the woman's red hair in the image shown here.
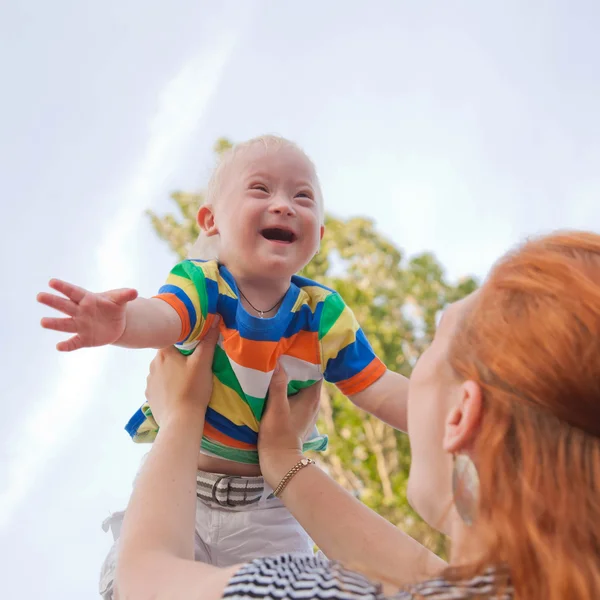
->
[448,231,600,599]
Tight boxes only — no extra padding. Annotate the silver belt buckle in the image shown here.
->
[212,475,247,507]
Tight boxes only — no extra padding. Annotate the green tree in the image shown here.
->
[147,138,478,557]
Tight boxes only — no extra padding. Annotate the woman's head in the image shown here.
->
[407,231,600,598]
[189,135,324,280]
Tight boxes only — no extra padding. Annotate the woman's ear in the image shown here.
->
[197,205,219,237]
[443,380,483,454]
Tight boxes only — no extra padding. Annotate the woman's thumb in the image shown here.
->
[203,316,221,344]
[189,316,220,364]
[265,363,288,416]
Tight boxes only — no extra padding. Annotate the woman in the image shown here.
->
[114,231,600,600]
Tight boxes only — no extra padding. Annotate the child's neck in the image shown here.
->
[229,268,292,316]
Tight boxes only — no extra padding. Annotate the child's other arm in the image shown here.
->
[348,370,409,432]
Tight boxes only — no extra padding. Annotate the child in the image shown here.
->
[37,135,409,598]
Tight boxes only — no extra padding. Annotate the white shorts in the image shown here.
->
[99,469,315,599]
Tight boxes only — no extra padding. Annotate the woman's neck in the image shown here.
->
[448,512,484,566]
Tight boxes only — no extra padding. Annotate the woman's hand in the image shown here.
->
[258,364,322,486]
[144,318,220,426]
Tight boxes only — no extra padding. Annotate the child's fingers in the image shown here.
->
[48,279,87,304]
[37,292,78,317]
[108,288,139,306]
[41,316,77,333]
[56,334,84,352]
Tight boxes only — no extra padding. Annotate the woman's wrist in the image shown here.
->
[260,450,306,489]
[159,406,205,439]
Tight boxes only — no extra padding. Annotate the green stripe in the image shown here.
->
[201,435,328,463]
[287,379,319,395]
[318,293,345,340]
[172,260,208,320]
[245,395,265,421]
[201,437,259,464]
[303,434,329,452]
[213,345,246,397]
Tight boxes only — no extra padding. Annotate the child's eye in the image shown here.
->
[251,184,269,193]
[296,191,314,200]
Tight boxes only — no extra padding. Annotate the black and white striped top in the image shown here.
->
[223,554,513,600]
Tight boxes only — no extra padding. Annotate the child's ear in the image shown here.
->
[197,205,219,237]
[319,225,325,241]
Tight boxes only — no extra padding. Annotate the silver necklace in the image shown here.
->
[238,287,286,318]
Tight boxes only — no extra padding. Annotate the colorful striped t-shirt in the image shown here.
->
[125,260,386,464]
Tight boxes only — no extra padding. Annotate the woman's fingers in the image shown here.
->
[289,380,322,428]
[188,317,220,368]
[264,364,290,419]
[292,379,322,408]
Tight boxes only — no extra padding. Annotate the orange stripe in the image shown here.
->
[336,358,387,396]
[154,294,191,342]
[221,328,319,371]
[220,328,277,370]
[203,422,257,450]
[280,330,320,363]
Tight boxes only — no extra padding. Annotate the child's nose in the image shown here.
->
[269,196,296,216]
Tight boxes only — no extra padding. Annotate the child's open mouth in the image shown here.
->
[260,228,297,244]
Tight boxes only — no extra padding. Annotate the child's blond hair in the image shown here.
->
[188,135,324,260]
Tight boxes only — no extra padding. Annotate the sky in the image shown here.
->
[1,1,599,598]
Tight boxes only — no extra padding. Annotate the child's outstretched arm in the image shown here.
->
[348,370,409,432]
[37,278,181,352]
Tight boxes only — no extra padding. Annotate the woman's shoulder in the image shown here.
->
[397,566,512,599]
[222,554,513,600]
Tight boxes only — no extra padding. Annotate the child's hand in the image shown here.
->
[37,279,138,352]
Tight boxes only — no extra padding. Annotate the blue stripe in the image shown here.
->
[323,328,376,384]
[217,295,240,330]
[157,284,197,341]
[216,294,324,341]
[282,301,323,337]
[205,407,258,445]
[205,277,219,314]
[124,408,147,438]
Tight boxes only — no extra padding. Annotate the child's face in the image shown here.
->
[206,144,324,280]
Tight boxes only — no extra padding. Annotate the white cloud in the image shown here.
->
[0,31,239,530]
